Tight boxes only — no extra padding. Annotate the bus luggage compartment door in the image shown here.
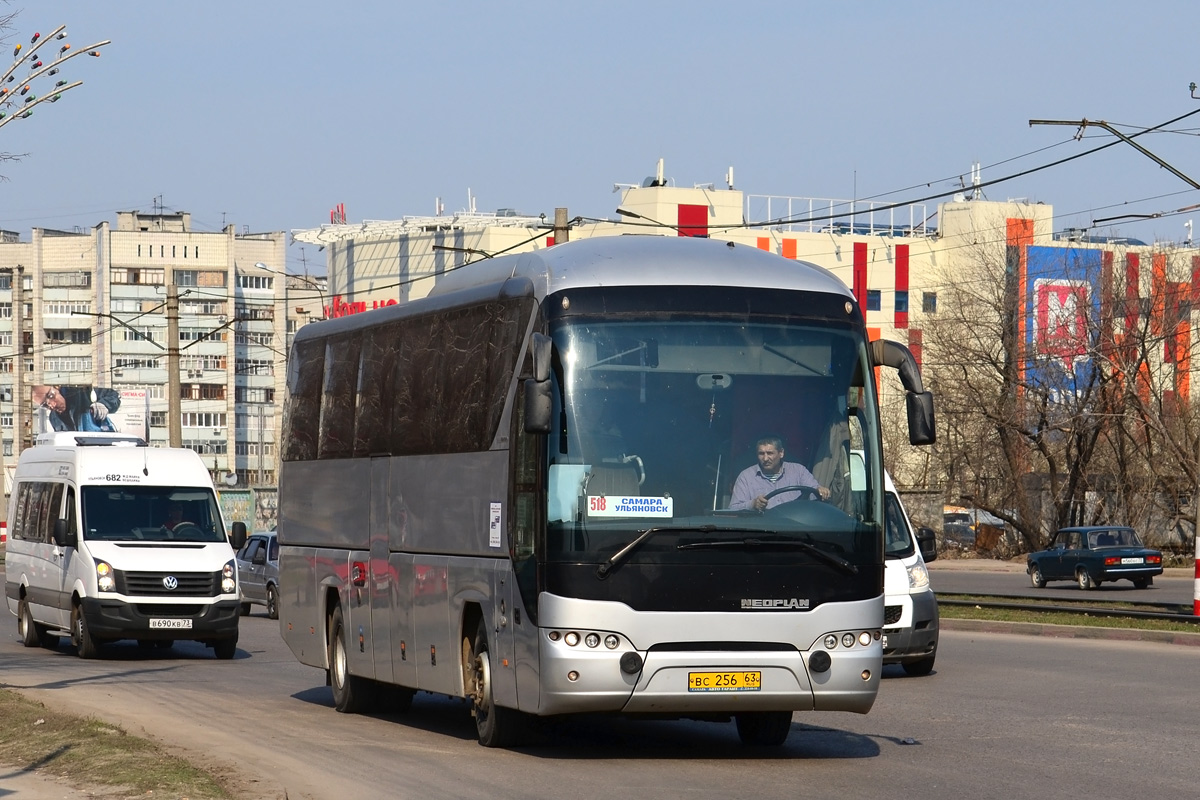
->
[369,456,394,685]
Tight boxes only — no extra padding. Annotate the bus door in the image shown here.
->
[489,556,520,711]
[369,455,394,684]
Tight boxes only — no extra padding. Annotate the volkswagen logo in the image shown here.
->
[162,576,179,591]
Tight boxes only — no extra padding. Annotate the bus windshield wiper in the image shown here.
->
[595,525,763,578]
[677,537,859,575]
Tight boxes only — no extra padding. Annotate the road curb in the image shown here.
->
[942,617,1200,646]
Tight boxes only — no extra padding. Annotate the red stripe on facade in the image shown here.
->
[546,236,555,247]
[782,239,797,260]
[757,237,770,251]
[1151,252,1166,336]
[853,242,867,309]
[676,204,708,237]
[894,244,909,330]
[1125,253,1139,338]
[908,328,922,368]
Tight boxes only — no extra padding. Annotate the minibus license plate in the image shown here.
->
[688,671,761,692]
[149,618,192,629]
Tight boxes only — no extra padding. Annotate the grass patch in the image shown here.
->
[0,688,232,799]
[940,600,1200,634]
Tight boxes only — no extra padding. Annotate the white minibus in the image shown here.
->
[4,432,247,658]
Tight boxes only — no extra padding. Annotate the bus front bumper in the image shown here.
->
[537,638,881,717]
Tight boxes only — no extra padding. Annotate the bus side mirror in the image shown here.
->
[524,379,552,433]
[52,518,77,548]
[531,333,553,382]
[907,391,936,446]
[230,521,247,551]
[871,339,936,446]
[915,526,937,563]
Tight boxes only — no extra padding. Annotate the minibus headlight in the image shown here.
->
[96,561,115,593]
[907,562,930,589]
[221,560,237,594]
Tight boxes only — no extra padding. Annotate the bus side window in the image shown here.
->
[282,337,325,462]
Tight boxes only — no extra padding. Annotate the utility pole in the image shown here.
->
[12,265,23,457]
[167,284,181,447]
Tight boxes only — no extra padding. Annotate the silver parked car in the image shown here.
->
[235,531,280,619]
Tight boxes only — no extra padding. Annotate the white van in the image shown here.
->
[881,469,939,676]
[3,432,247,659]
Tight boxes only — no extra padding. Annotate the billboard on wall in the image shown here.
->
[1023,246,1104,403]
[31,384,150,441]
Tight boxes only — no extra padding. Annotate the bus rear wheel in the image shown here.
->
[467,619,524,747]
[735,711,793,746]
[329,605,374,712]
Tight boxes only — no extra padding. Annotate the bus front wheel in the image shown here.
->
[467,619,523,747]
[329,605,373,713]
[735,711,793,746]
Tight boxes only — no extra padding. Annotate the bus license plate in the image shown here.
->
[688,671,761,692]
[149,618,192,629]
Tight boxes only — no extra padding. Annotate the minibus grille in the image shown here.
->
[120,571,218,596]
[884,605,902,626]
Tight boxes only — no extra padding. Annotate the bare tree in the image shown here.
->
[919,231,1200,554]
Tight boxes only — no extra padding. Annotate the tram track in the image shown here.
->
[938,593,1200,624]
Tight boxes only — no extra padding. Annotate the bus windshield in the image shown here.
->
[81,486,228,543]
[545,305,883,569]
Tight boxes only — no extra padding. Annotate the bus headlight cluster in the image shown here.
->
[547,630,621,649]
[96,561,115,593]
[822,630,880,650]
[221,561,237,594]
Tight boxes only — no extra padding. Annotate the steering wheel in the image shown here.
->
[763,485,822,503]
[170,522,203,538]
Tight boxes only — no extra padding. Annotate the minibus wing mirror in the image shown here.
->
[870,339,937,446]
[52,518,77,548]
[915,526,938,563]
[230,521,247,551]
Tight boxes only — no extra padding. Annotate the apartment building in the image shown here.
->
[0,211,316,491]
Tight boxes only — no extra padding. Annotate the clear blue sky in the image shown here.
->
[4,1,1200,274]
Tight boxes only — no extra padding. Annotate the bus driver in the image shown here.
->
[729,436,830,511]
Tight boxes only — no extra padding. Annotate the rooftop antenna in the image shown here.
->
[725,166,734,190]
[1186,219,1193,245]
[467,188,476,214]
[971,162,983,200]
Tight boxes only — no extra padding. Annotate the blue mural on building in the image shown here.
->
[1024,246,1104,403]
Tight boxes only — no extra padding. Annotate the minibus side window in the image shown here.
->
[12,483,34,541]
[65,488,78,540]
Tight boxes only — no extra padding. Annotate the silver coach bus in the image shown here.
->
[278,235,935,747]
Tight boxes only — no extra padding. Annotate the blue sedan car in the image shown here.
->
[1027,526,1163,590]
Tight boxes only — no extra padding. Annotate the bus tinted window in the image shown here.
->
[283,336,325,461]
[286,296,532,460]
[318,332,362,459]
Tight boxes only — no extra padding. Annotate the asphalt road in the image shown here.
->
[928,558,1196,606]
[1,563,1196,800]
